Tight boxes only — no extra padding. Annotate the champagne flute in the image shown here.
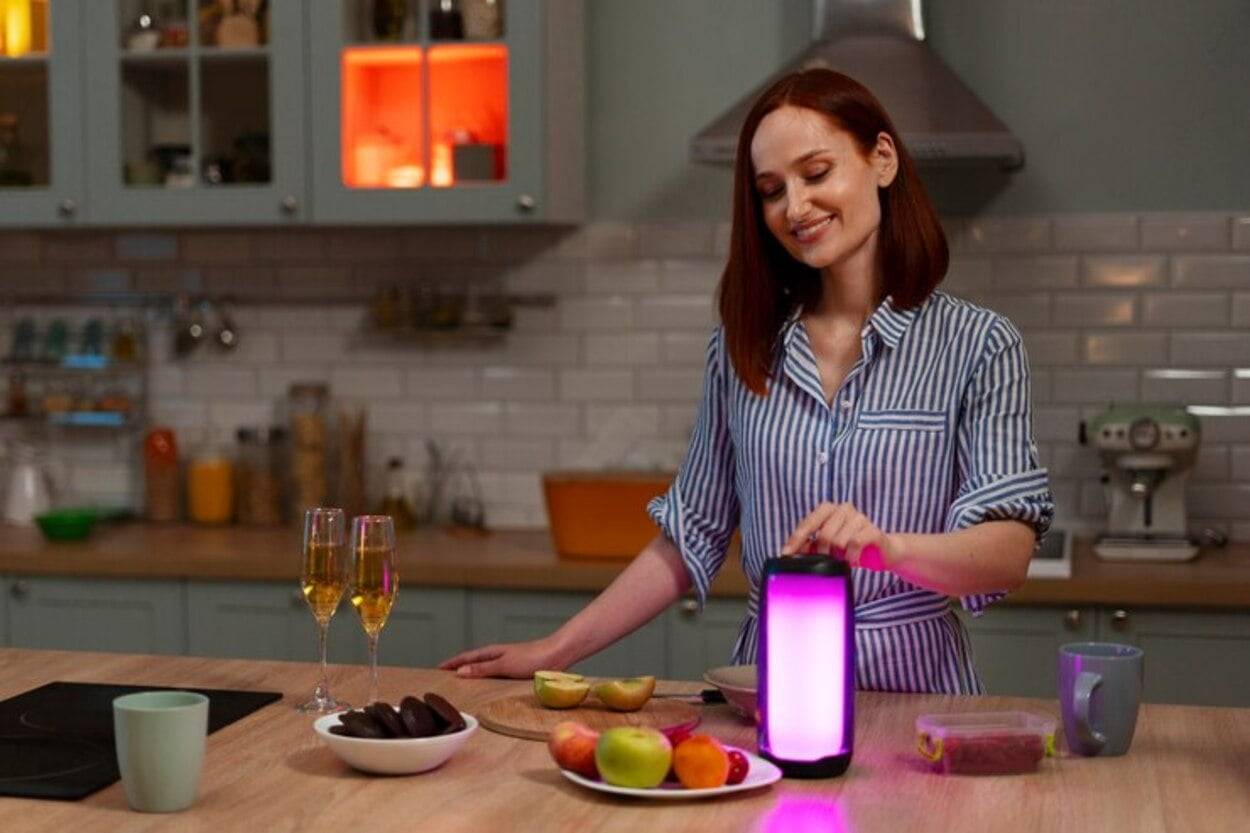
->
[298,507,350,713]
[350,515,398,706]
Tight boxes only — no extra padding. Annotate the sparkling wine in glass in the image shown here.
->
[350,515,398,705]
[298,507,350,714]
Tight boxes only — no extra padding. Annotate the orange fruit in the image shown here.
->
[672,734,730,789]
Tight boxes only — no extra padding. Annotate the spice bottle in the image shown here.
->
[288,383,329,517]
[143,427,181,522]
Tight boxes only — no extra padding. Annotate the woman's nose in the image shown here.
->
[786,186,812,222]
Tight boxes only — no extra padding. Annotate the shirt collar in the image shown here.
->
[781,294,921,353]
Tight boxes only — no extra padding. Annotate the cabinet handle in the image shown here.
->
[10,581,29,601]
[291,590,306,609]
[57,198,78,218]
[1063,609,1082,630]
[1111,609,1130,631]
[280,195,299,215]
[679,598,699,618]
[515,194,536,213]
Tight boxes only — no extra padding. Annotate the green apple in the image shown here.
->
[592,676,656,712]
[534,678,590,709]
[595,726,672,789]
[533,670,585,697]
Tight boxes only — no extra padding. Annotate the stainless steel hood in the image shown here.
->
[691,0,1024,169]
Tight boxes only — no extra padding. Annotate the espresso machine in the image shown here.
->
[1086,406,1201,562]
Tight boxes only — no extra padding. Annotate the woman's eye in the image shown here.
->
[805,167,830,182]
[759,186,783,201]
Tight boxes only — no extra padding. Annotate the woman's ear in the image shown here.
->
[873,132,899,188]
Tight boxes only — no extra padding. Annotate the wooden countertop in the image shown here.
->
[1,523,1249,609]
[2,648,1247,832]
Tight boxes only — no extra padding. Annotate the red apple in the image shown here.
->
[547,721,600,780]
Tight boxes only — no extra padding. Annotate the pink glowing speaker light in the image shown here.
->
[757,555,854,778]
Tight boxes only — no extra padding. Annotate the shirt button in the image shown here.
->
[817,451,829,465]
[840,398,853,411]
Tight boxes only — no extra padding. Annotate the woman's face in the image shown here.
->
[749,105,897,273]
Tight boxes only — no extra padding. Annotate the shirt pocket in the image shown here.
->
[855,408,947,433]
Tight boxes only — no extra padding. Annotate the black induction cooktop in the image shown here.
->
[0,681,281,801]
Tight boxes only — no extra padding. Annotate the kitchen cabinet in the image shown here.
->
[335,586,468,669]
[187,581,320,662]
[666,596,745,682]
[82,0,309,225]
[5,575,185,654]
[960,605,1097,698]
[469,589,666,678]
[0,1,87,226]
[1097,607,1250,708]
[306,0,583,223]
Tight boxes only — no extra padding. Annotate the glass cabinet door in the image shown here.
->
[0,0,86,225]
[309,0,542,223]
[83,0,306,224]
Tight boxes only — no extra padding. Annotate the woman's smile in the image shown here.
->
[793,214,835,245]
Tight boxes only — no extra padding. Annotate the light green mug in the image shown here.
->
[112,691,209,813]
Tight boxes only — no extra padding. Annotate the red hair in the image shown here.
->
[718,68,948,394]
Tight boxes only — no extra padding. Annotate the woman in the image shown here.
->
[441,69,1053,694]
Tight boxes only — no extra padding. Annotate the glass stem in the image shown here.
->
[314,620,330,702]
[367,633,380,705]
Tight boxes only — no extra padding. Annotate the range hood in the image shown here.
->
[691,0,1024,169]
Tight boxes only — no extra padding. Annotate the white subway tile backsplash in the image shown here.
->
[1053,215,1139,252]
[1084,333,1168,365]
[1232,446,1250,480]
[1234,217,1250,252]
[585,404,662,438]
[977,293,1051,328]
[258,366,329,396]
[637,222,715,258]
[185,367,258,398]
[992,255,1078,289]
[636,295,716,330]
[661,259,722,294]
[505,404,581,437]
[713,221,732,258]
[367,403,427,434]
[281,332,349,363]
[1141,213,1231,252]
[208,399,277,432]
[577,222,639,260]
[1142,292,1230,327]
[480,367,557,401]
[559,296,633,331]
[637,369,704,402]
[428,402,504,434]
[1044,443,1103,478]
[404,368,477,399]
[963,218,1051,253]
[1052,293,1136,326]
[559,369,634,401]
[1171,256,1250,289]
[1020,332,1080,365]
[401,228,479,261]
[251,230,327,263]
[180,232,253,264]
[584,333,660,366]
[329,368,403,399]
[585,260,660,294]
[661,333,711,366]
[503,261,584,295]
[480,438,556,471]
[115,233,178,261]
[1081,255,1166,287]
[1194,444,1231,480]
[1051,369,1138,404]
[943,256,993,293]
[1186,485,1250,519]
[256,307,330,329]
[1140,370,1227,405]
[1194,413,1250,443]
[661,404,699,437]
[498,334,582,366]
[1171,333,1250,366]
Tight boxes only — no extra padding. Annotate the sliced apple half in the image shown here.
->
[592,675,656,712]
[533,670,585,697]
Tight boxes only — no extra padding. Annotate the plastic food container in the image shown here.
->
[916,711,1056,775]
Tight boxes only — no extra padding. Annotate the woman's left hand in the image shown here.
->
[781,502,903,571]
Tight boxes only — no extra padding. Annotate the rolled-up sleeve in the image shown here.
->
[947,318,1055,615]
[647,329,739,608]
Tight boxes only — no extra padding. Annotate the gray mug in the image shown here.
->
[1058,642,1143,756]
[113,691,209,812]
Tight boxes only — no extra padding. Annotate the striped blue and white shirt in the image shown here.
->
[648,290,1054,695]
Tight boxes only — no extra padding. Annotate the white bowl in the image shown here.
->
[703,665,757,722]
[313,712,478,775]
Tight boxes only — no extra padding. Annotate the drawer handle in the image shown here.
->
[10,581,29,601]
[280,195,299,215]
[1111,609,1130,630]
[679,598,699,618]
[1063,609,1082,630]
[57,198,78,218]
[515,194,536,213]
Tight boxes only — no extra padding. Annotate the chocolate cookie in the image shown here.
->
[338,710,386,739]
[423,692,467,734]
[365,702,406,738]
[399,696,438,738]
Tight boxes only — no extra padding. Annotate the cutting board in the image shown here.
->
[477,694,701,741]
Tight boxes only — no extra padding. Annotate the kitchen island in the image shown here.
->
[1,648,1246,833]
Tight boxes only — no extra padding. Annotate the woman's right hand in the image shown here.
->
[438,637,563,679]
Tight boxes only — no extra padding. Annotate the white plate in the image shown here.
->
[559,748,781,799]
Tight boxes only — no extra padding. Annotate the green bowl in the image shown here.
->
[34,508,98,542]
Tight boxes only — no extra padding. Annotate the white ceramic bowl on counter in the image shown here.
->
[313,712,478,775]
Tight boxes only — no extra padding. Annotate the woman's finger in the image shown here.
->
[781,503,838,554]
[439,645,503,671]
[840,517,873,565]
[811,504,857,556]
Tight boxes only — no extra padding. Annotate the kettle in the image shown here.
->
[3,440,54,525]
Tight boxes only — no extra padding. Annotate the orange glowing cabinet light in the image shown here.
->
[341,44,508,190]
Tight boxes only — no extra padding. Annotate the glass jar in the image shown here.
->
[288,383,329,517]
[187,446,234,525]
[236,426,285,526]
